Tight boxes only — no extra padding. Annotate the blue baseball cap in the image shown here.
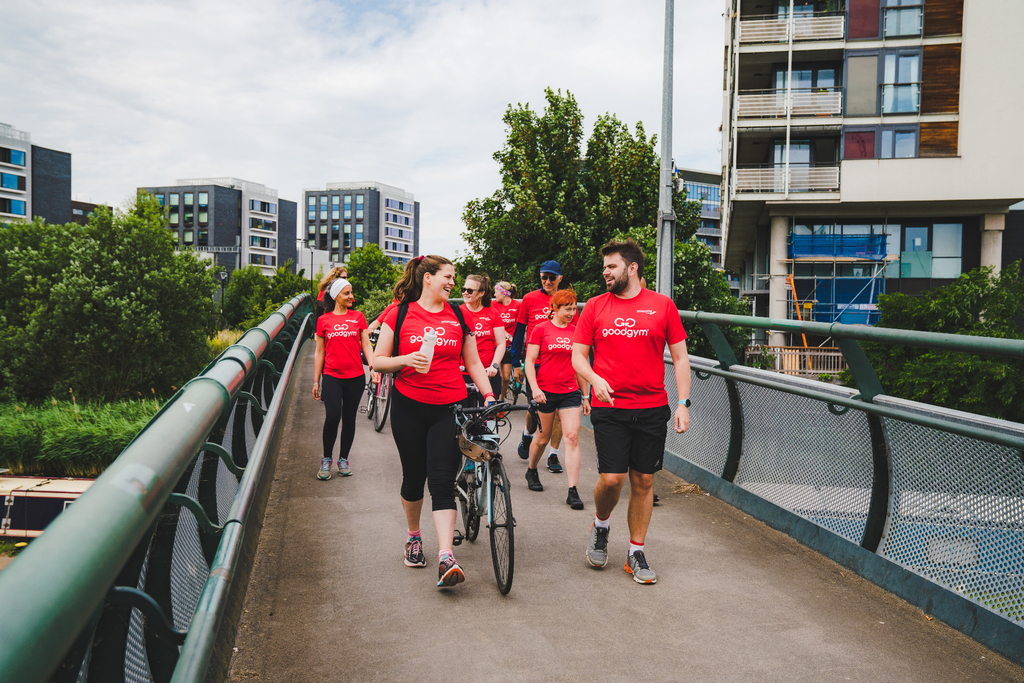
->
[539,260,562,276]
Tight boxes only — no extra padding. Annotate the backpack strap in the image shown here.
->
[391,303,410,358]
[449,303,471,338]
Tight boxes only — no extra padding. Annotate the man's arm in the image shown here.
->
[572,342,614,405]
[668,339,691,433]
[510,322,527,366]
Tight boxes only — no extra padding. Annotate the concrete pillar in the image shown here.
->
[768,215,789,347]
[981,213,1005,275]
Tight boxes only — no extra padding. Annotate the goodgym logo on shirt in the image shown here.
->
[326,322,359,340]
[548,336,573,351]
[410,325,460,347]
[602,317,650,338]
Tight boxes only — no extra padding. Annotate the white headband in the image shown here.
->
[329,278,351,299]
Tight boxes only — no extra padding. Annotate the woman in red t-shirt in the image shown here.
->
[316,266,348,307]
[492,281,519,401]
[373,255,495,588]
[523,289,590,510]
[313,278,374,481]
[460,273,506,401]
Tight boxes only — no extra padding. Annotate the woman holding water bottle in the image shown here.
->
[373,255,495,588]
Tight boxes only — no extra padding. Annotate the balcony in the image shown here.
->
[735,165,840,193]
[738,13,846,45]
[737,88,843,119]
[789,234,887,260]
[697,226,723,238]
[700,204,722,219]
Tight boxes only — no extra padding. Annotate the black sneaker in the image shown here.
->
[525,468,543,491]
[653,493,660,505]
[518,433,533,459]
[547,454,563,473]
[566,486,584,510]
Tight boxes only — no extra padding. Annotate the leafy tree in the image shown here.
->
[345,243,401,304]
[267,261,308,306]
[0,194,219,403]
[461,87,701,300]
[357,288,394,324]
[849,262,1024,421]
[221,265,270,328]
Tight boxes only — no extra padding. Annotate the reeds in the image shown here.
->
[0,399,161,478]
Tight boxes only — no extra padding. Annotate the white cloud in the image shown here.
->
[1,0,724,257]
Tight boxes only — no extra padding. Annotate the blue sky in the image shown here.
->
[1,0,725,257]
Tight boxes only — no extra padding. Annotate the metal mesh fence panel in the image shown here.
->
[732,378,874,544]
[879,416,1024,625]
[664,357,731,477]
[171,463,212,632]
[124,546,154,683]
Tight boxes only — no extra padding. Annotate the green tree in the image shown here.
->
[345,243,401,304]
[0,193,219,403]
[461,88,701,300]
[357,288,394,324]
[221,265,270,328]
[268,261,308,305]
[851,262,1024,421]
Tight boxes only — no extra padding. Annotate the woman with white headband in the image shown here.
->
[313,277,375,480]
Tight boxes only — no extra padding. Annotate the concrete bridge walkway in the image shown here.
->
[227,347,1024,682]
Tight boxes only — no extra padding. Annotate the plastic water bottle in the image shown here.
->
[417,328,437,374]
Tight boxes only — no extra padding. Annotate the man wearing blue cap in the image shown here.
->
[511,260,576,478]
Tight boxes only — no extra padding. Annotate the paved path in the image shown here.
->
[228,346,1024,682]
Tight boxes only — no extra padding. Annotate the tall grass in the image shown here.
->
[209,329,244,360]
[0,399,161,478]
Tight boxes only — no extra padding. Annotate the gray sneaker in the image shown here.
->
[337,459,352,476]
[625,550,657,584]
[586,523,610,568]
[317,458,332,480]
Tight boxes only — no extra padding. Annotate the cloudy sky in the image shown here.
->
[2,0,725,257]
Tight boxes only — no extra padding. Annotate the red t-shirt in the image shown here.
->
[494,299,521,336]
[528,320,579,394]
[382,302,468,405]
[460,304,502,367]
[315,310,368,380]
[376,300,399,323]
[573,289,686,409]
[516,289,575,342]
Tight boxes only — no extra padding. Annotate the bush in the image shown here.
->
[0,194,219,403]
[0,399,162,477]
[222,263,310,329]
[209,329,244,360]
[357,288,394,324]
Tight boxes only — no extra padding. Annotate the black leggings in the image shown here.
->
[321,374,365,461]
[391,388,461,511]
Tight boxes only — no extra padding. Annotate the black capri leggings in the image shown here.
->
[321,374,366,461]
[391,387,462,511]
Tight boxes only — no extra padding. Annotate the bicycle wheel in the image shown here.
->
[488,458,515,594]
[373,376,392,432]
[457,467,480,542]
[364,379,377,419]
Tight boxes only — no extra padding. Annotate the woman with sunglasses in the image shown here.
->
[460,274,506,402]
[492,281,519,401]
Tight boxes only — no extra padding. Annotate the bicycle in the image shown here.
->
[506,368,524,405]
[453,399,539,595]
[373,373,393,433]
[362,330,380,420]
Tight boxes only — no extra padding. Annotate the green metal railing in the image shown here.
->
[664,309,1024,666]
[0,294,315,683]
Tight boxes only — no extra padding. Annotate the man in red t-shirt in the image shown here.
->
[572,239,691,585]
[510,260,576,471]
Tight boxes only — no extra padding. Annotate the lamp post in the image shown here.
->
[217,269,227,308]
[655,0,676,297]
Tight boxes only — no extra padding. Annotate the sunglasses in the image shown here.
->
[540,274,558,281]
[461,287,478,294]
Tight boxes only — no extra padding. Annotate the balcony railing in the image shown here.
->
[744,345,847,377]
[738,12,846,44]
[697,226,723,238]
[737,88,843,119]
[790,234,887,260]
[735,165,840,193]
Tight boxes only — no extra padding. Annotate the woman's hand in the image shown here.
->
[405,352,430,372]
[312,381,321,400]
[370,370,380,384]
[532,388,547,404]
[581,396,591,416]
[486,364,498,378]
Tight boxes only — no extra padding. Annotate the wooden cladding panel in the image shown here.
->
[921,44,962,114]
[924,0,964,37]
[919,121,959,157]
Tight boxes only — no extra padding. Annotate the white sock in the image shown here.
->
[547,445,558,457]
[594,516,610,530]
[522,429,531,438]
[629,541,644,556]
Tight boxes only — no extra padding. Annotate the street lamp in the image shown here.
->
[217,269,228,307]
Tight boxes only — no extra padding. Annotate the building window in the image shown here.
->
[183,230,194,246]
[198,230,208,246]
[356,194,364,220]
[883,0,923,37]
[0,172,26,191]
[250,199,276,214]
[344,223,351,249]
[320,223,327,235]
[249,254,277,266]
[880,126,918,158]
[332,195,340,220]
[250,217,276,232]
[332,238,339,250]
[169,193,179,224]
[0,198,27,216]
[1,147,27,166]
[843,130,876,159]
[846,54,879,115]
[320,195,328,221]
[355,223,363,248]
[183,193,194,227]
[198,192,209,226]
[154,194,165,206]
[308,224,316,236]
[882,51,921,114]
[308,195,316,221]
[344,195,352,220]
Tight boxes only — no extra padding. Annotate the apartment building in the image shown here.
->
[302,181,420,267]
[0,122,72,225]
[140,178,297,277]
[721,0,1023,344]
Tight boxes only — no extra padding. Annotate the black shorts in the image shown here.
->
[501,349,512,366]
[537,389,583,414]
[591,405,672,475]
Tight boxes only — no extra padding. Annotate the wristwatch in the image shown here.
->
[678,398,691,407]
